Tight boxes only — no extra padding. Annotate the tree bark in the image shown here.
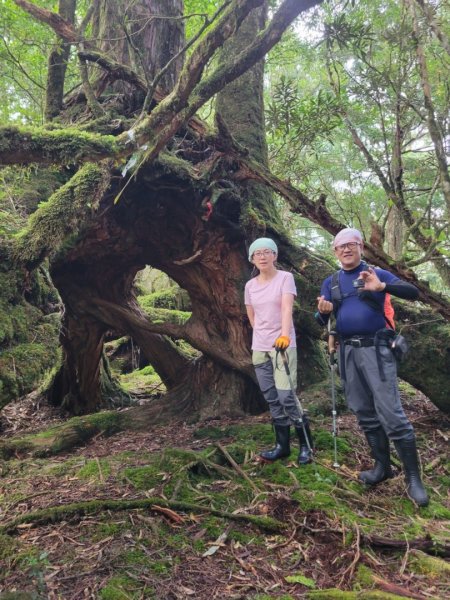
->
[408,0,450,219]
[91,0,184,98]
[45,0,76,121]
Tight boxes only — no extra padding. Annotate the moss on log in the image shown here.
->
[1,497,286,536]
[14,163,112,269]
[0,410,126,459]
[0,126,118,166]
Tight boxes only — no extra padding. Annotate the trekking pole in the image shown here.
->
[327,321,340,468]
[278,350,314,458]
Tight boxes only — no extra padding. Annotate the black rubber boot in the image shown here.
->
[394,436,429,507]
[294,416,314,465]
[260,424,290,461]
[359,427,394,485]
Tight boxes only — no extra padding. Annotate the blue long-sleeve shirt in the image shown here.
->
[318,263,418,337]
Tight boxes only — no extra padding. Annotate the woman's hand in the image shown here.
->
[274,335,290,350]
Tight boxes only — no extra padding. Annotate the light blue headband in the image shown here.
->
[248,238,278,261]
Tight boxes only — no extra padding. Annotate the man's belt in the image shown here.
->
[343,336,375,347]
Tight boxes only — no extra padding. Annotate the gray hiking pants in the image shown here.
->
[341,344,413,441]
[253,349,301,426]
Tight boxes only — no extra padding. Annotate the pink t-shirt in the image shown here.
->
[244,270,297,351]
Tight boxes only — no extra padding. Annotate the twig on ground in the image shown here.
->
[339,522,361,586]
[216,443,260,494]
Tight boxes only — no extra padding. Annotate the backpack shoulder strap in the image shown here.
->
[330,270,342,314]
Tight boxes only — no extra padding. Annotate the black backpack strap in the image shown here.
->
[330,270,342,314]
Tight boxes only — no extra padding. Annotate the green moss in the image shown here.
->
[313,430,351,454]
[77,458,111,481]
[229,528,263,545]
[121,465,162,490]
[44,457,84,477]
[259,461,294,486]
[214,442,248,465]
[99,575,140,600]
[408,549,450,578]
[149,559,172,574]
[354,564,375,589]
[138,302,191,326]
[0,533,18,560]
[15,162,111,268]
[0,125,117,167]
[120,548,149,566]
[306,591,410,599]
[138,288,190,311]
[254,596,295,600]
[91,522,124,541]
[120,366,163,393]
[158,447,204,471]
[194,423,275,445]
[0,342,58,409]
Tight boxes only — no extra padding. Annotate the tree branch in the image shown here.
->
[125,0,323,168]
[78,46,104,119]
[231,153,450,319]
[13,0,79,43]
[139,1,232,117]
[1,497,286,535]
[77,49,148,92]
[86,297,255,377]
[0,126,118,166]
[407,0,450,218]
[413,0,450,56]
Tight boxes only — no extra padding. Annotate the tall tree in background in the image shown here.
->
[0,0,449,419]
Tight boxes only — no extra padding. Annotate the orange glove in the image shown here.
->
[274,335,290,351]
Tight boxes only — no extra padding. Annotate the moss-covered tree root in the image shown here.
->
[0,497,286,536]
[0,410,127,459]
[305,591,418,600]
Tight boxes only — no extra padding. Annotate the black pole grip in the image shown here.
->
[281,351,290,375]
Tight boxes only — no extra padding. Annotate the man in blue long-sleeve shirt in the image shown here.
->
[316,228,428,507]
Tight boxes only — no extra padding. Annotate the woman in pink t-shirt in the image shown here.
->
[245,238,314,465]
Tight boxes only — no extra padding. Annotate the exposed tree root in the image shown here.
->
[364,533,450,559]
[0,497,287,536]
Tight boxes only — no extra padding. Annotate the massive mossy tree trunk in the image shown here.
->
[44,1,331,418]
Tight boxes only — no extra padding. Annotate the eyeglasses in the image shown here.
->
[253,249,275,258]
[335,242,360,252]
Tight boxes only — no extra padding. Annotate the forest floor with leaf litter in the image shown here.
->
[0,388,449,600]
